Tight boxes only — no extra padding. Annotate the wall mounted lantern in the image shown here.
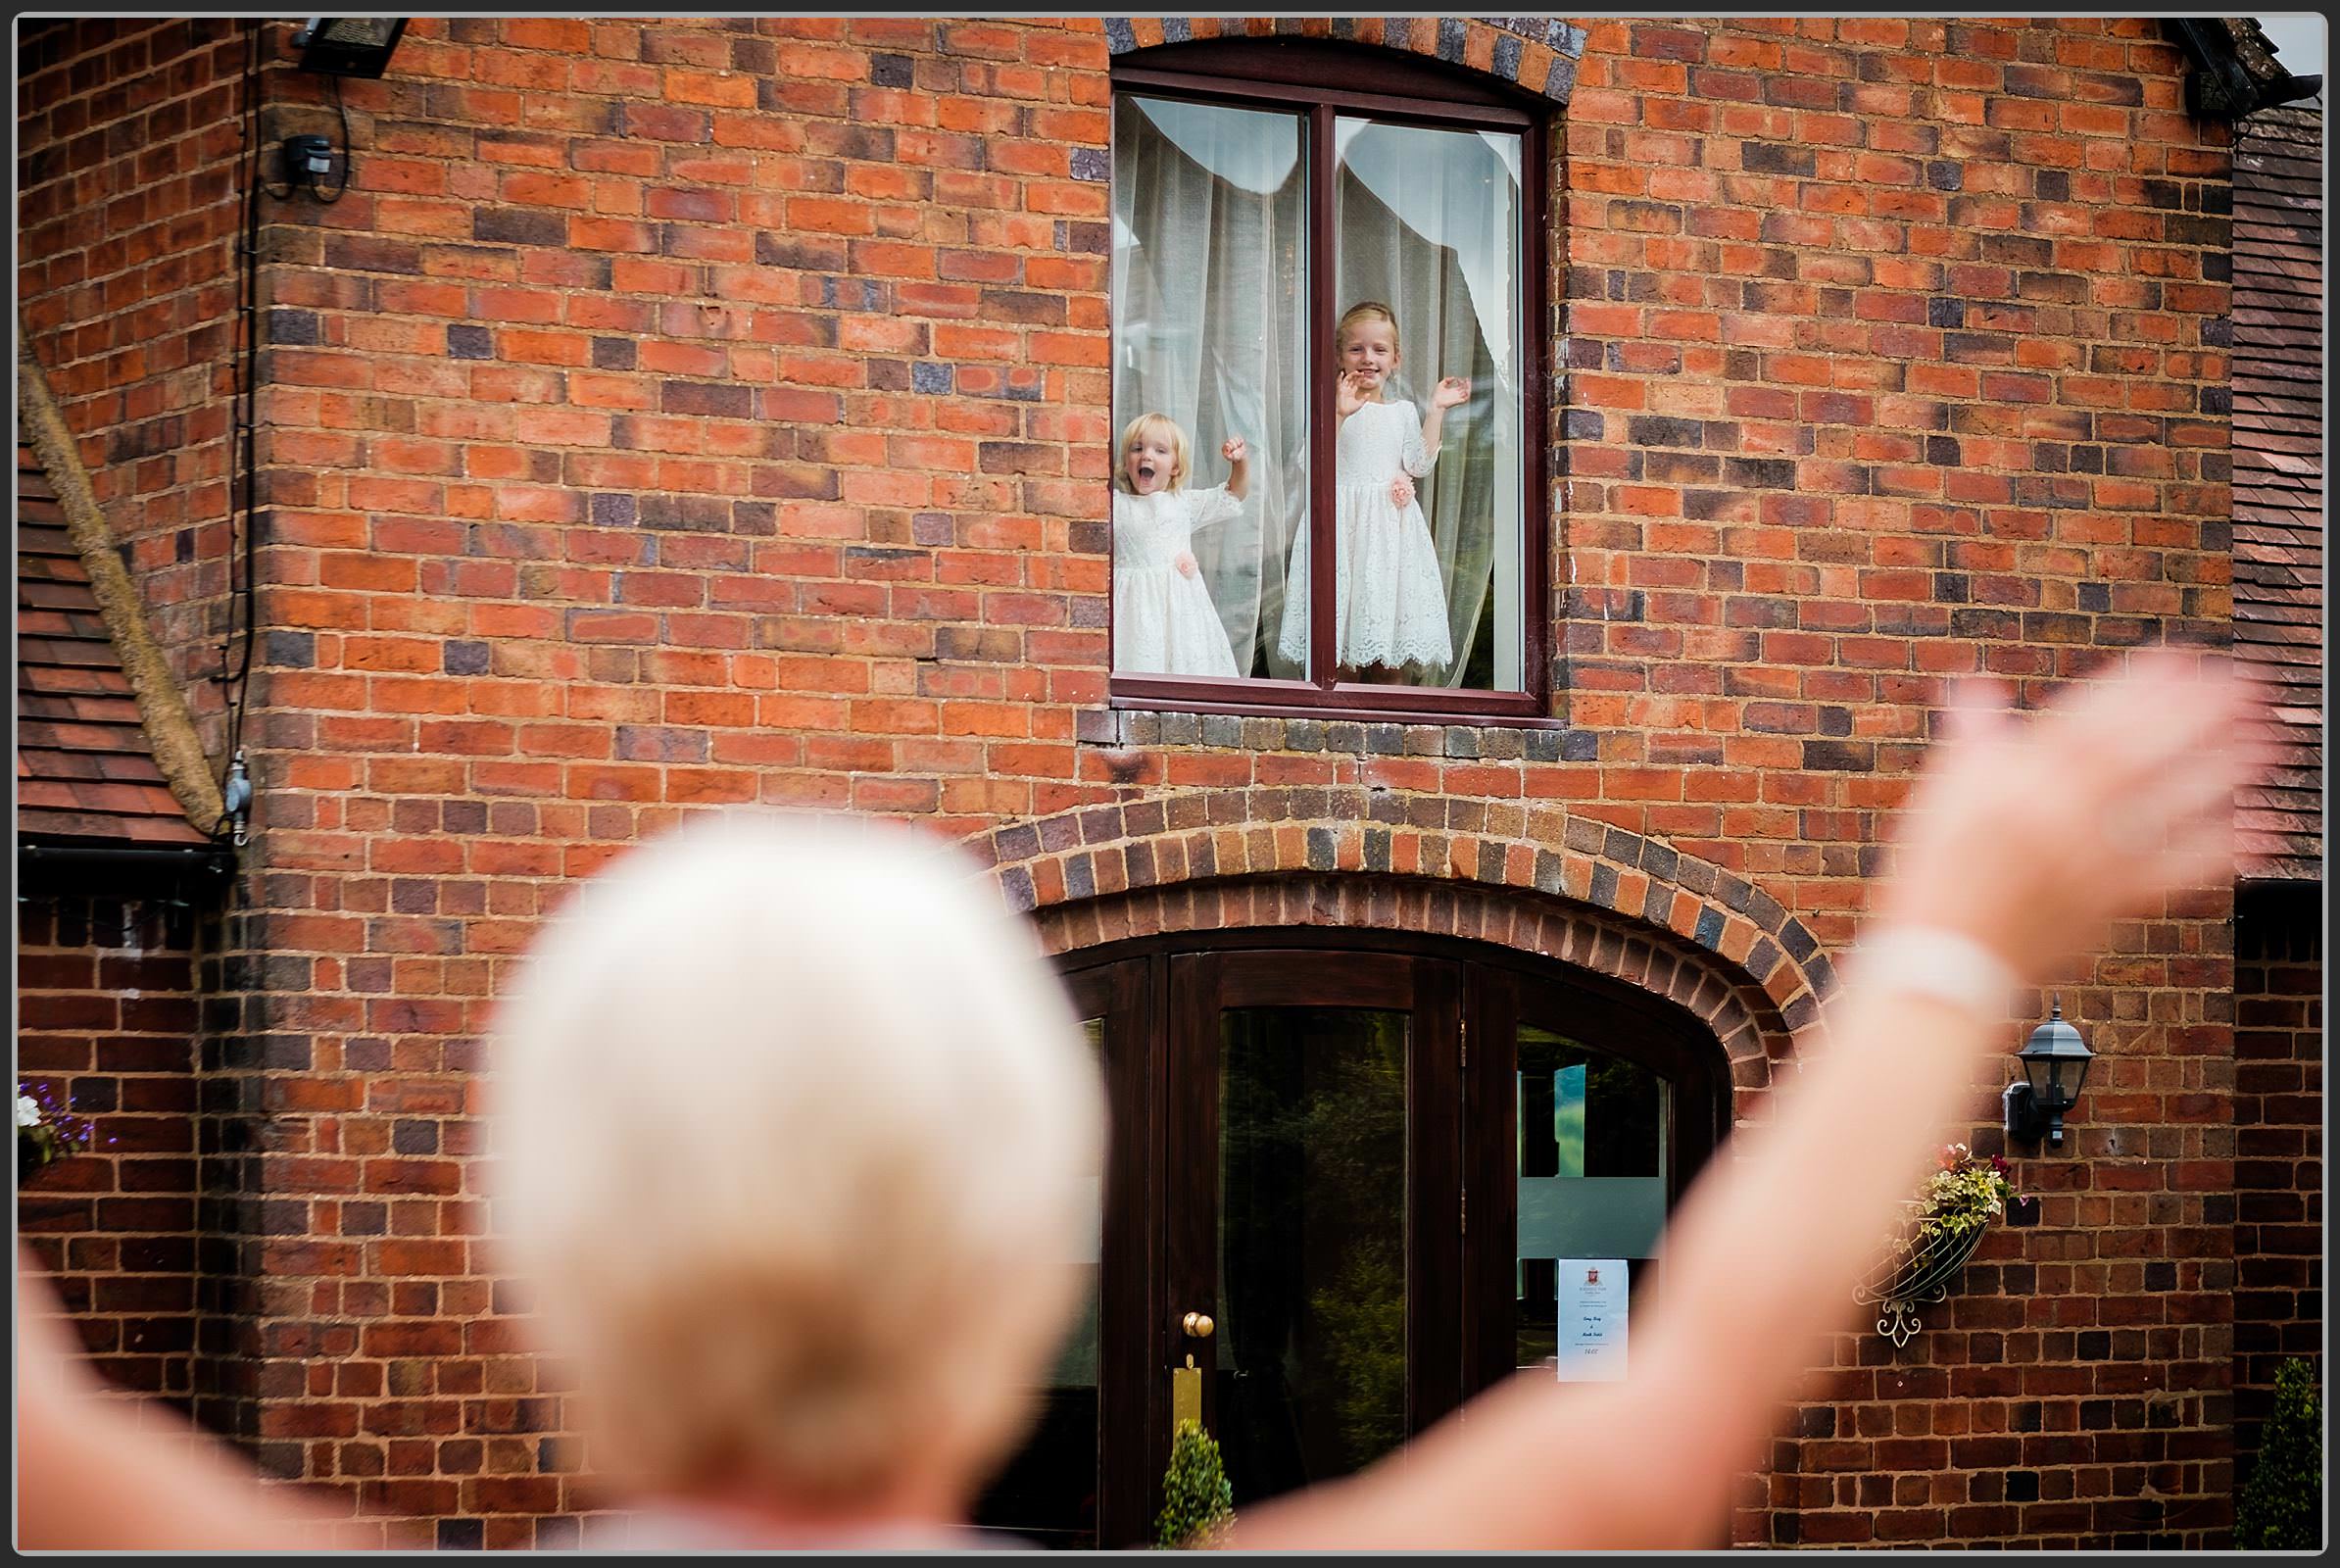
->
[2002,999,2094,1149]
[290,18,407,77]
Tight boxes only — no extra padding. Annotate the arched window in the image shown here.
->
[1106,41,1553,720]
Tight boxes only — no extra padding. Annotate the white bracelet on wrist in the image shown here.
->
[1853,926,2021,1021]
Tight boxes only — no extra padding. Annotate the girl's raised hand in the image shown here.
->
[1221,436,1247,465]
[1336,371,1366,416]
[1432,375,1472,410]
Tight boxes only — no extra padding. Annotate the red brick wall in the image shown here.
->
[17,895,204,1407]
[2230,883,2322,1490]
[15,18,250,759]
[1559,18,2237,1547]
[16,14,2247,1549]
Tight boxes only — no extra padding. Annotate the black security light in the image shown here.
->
[290,18,407,77]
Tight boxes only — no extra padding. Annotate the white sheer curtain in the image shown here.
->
[1335,119,1524,690]
[1112,96,1310,680]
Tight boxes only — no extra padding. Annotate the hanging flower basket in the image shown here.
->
[1855,1217,1991,1347]
[18,1080,102,1186]
[1853,1144,2017,1348]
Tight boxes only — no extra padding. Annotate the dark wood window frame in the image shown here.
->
[1107,40,1557,726]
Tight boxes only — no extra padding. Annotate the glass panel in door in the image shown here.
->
[1512,1025,1670,1375]
[1214,1005,1409,1504]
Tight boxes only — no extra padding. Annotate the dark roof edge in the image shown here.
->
[2165,19,2323,120]
[17,837,237,898]
[2236,876,2327,916]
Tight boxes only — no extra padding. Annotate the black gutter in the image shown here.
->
[18,838,237,896]
[2167,19,2323,119]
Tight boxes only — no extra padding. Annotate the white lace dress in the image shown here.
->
[1113,484,1243,677]
[1277,398,1453,672]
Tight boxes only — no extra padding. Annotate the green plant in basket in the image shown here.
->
[1889,1143,2019,1257]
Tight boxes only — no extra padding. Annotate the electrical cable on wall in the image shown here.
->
[218,20,373,847]
[216,15,268,847]
[322,75,354,202]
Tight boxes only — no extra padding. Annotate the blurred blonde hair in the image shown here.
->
[1337,300,1401,360]
[488,810,1105,1507]
[1114,411,1192,494]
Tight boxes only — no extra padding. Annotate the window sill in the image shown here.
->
[1084,698,1591,762]
[1107,692,1567,730]
[1108,674,1560,730]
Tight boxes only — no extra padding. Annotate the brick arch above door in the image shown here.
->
[967,789,1830,1109]
[1039,875,1789,1115]
[1101,15,1588,103]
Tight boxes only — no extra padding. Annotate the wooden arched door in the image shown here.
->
[973,931,1726,1548]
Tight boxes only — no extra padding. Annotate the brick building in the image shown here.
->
[2224,93,2324,1512]
[14,14,2324,1550]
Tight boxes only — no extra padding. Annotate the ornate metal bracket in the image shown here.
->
[1854,1221,1991,1348]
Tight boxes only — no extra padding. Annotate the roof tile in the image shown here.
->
[16,441,212,848]
[2228,107,2324,879]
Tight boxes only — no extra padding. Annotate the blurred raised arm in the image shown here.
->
[1234,651,2266,1549]
[17,1247,353,1550]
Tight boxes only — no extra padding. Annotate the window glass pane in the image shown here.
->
[1217,1006,1407,1503]
[1324,117,1525,691]
[1112,96,1310,680]
[1514,1026,1669,1373]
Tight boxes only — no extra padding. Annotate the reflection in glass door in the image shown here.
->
[1215,1006,1409,1502]
[1169,950,1461,1516]
[1464,966,1720,1396]
[1512,1026,1671,1373]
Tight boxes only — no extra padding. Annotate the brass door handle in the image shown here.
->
[1183,1310,1215,1339]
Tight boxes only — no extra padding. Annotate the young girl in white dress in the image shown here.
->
[1278,301,1471,682]
[1112,412,1250,678]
